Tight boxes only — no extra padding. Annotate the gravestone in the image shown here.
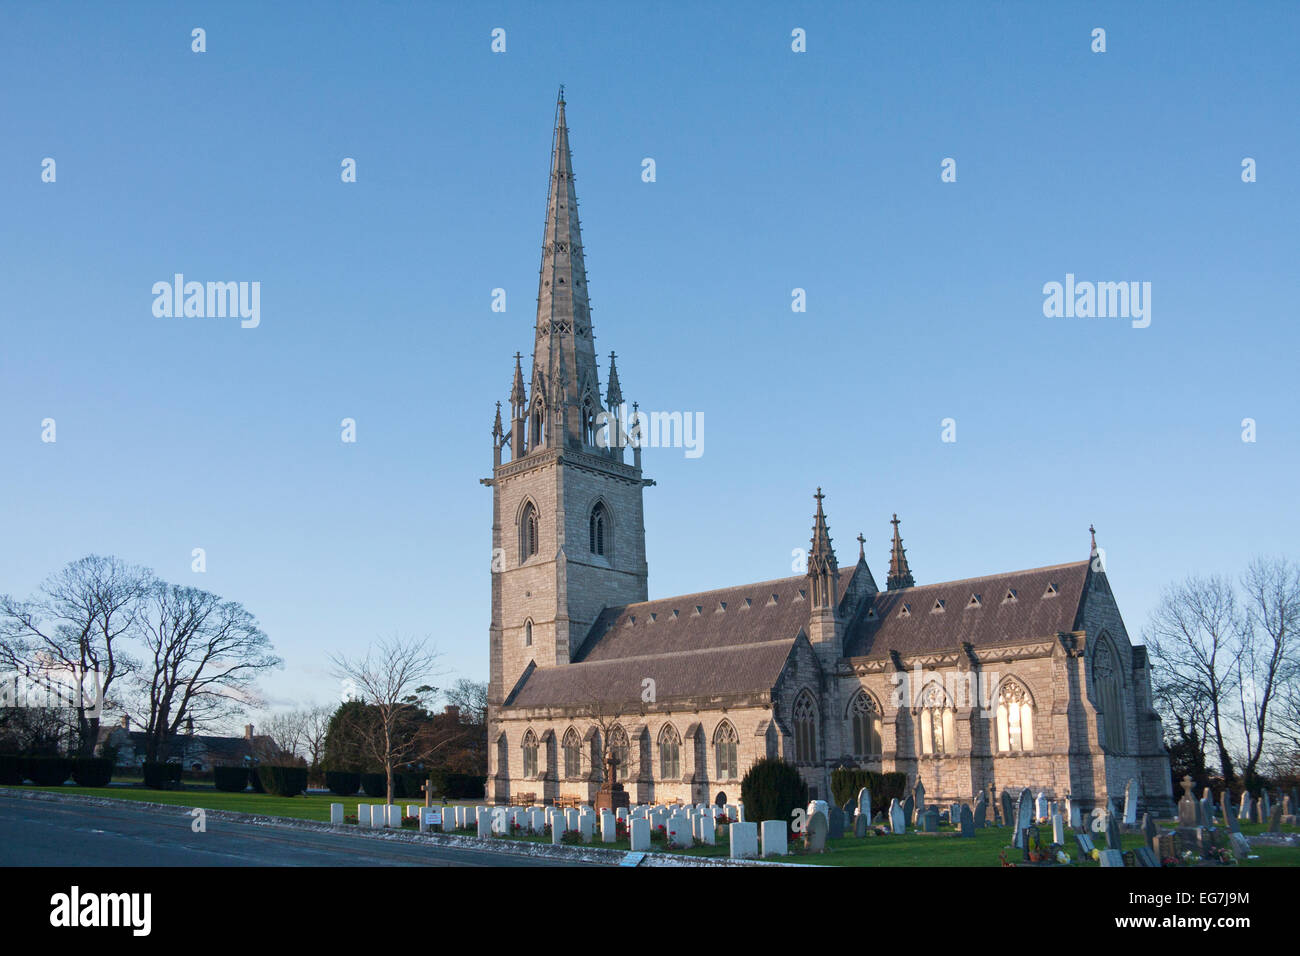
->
[958,804,974,838]
[912,781,925,824]
[902,793,914,827]
[1177,776,1197,827]
[696,813,717,846]
[1141,813,1159,852]
[600,810,617,843]
[356,804,372,828]
[1012,788,1032,848]
[667,814,691,848]
[729,821,759,859]
[1000,791,1015,828]
[476,807,492,838]
[1035,791,1049,821]
[1229,832,1251,859]
[1237,792,1251,823]
[1249,794,1261,824]
[330,803,344,825]
[760,819,788,857]
[1104,803,1124,850]
[1135,846,1160,868]
[920,808,939,833]
[1261,790,1271,820]
[1155,833,1177,862]
[972,792,988,829]
[805,810,828,852]
[828,805,845,839]
[889,798,906,835]
[855,788,872,837]
[629,817,651,851]
[530,807,545,833]
[1225,798,1242,834]
[551,818,566,845]
[1123,777,1139,825]
[1065,794,1082,829]
[443,807,457,832]
[1098,849,1125,867]
[1267,804,1283,833]
[1076,832,1095,857]
[1052,811,1066,846]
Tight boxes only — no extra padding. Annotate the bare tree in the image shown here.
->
[330,636,443,805]
[1145,574,1241,783]
[444,678,487,725]
[136,583,282,762]
[1233,557,1300,785]
[259,709,309,761]
[302,704,333,776]
[0,555,151,755]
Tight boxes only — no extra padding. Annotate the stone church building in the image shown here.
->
[483,91,1174,816]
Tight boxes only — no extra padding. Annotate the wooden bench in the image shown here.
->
[510,792,536,807]
[553,794,584,809]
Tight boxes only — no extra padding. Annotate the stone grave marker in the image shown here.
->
[1012,789,1032,848]
[330,803,344,825]
[805,810,828,852]
[920,807,939,833]
[1141,812,1159,851]
[828,804,845,839]
[729,821,758,859]
[1076,832,1095,857]
[1237,791,1252,823]
[912,781,925,824]
[1098,849,1125,867]
[1052,811,1066,845]
[1123,777,1139,826]
[902,793,914,827]
[629,817,651,852]
[1267,803,1283,833]
[1229,832,1251,859]
[356,804,371,828]
[1000,790,1015,828]
[1135,846,1160,867]
[973,792,988,828]
[958,804,974,838]
[1261,790,1272,820]
[760,819,788,857]
[601,810,617,843]
[1066,794,1082,829]
[889,798,906,834]
[1035,791,1049,821]
[1104,804,1123,850]
[476,807,492,837]
[856,787,872,836]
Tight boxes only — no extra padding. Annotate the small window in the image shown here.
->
[967,594,981,608]
[524,620,533,647]
[1002,589,1018,604]
[1043,584,1058,598]
[589,502,608,556]
[931,599,946,613]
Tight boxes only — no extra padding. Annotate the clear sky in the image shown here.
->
[2,2,1296,723]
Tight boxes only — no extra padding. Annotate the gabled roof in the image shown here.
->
[845,561,1090,659]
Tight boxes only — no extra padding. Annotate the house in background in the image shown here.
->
[96,717,284,770]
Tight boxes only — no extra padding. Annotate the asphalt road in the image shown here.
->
[0,797,588,867]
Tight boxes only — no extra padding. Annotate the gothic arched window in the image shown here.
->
[530,401,545,449]
[1093,637,1126,753]
[848,689,882,756]
[714,721,739,780]
[589,502,608,556]
[519,502,539,562]
[609,725,630,782]
[918,682,956,756]
[659,724,681,780]
[562,727,582,779]
[523,619,533,647]
[522,730,538,778]
[995,679,1035,752]
[793,691,818,763]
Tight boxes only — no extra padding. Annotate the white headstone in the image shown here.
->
[730,821,759,859]
[1035,791,1049,821]
[530,807,546,833]
[357,804,372,828]
[668,813,691,848]
[330,803,344,825]
[1052,811,1066,845]
[407,804,420,820]
[579,812,595,844]
[760,819,788,857]
[1123,778,1139,826]
[386,804,402,828]
[630,817,651,851]
[889,798,906,834]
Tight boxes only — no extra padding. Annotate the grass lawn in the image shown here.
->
[6,784,1297,866]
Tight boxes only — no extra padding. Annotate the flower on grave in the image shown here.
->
[1089,848,1100,861]
[1056,850,1070,864]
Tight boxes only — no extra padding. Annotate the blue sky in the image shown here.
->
[2,2,1296,722]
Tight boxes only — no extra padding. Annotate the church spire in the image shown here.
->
[531,87,600,448]
[606,351,623,407]
[509,352,527,455]
[886,513,915,590]
[807,488,839,609]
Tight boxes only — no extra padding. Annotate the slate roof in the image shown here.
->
[846,561,1090,659]
[503,560,1090,709]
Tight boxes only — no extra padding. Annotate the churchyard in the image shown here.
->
[7,775,1298,867]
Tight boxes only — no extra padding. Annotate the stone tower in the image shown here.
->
[484,91,652,773]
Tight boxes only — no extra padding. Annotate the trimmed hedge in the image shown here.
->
[142,761,183,790]
[256,765,308,797]
[0,755,23,785]
[740,757,808,837]
[326,771,360,796]
[361,772,388,798]
[213,766,249,792]
[71,757,114,788]
[25,756,75,786]
[830,768,908,814]
[443,773,485,799]
[249,767,266,793]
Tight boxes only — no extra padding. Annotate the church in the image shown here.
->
[483,91,1174,817]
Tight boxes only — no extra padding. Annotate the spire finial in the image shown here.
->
[558,83,565,104]
[857,533,866,561]
[887,513,915,590]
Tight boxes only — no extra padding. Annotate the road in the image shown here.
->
[0,796,589,867]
